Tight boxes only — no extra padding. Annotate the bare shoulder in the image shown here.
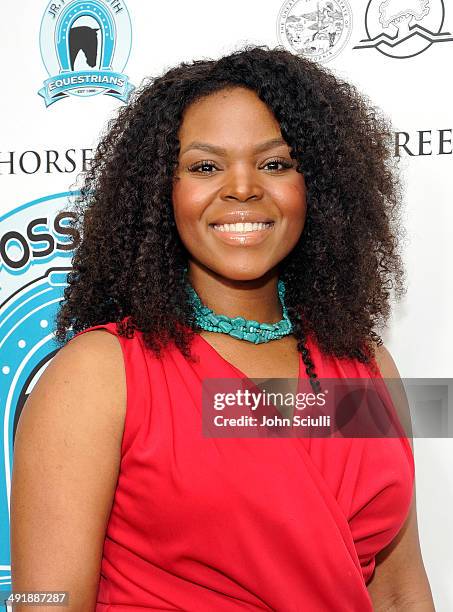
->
[373,342,401,378]
[57,327,126,379]
[15,327,127,448]
[21,328,127,444]
[371,341,413,446]
[10,329,126,609]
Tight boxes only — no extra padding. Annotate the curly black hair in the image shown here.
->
[54,44,406,385]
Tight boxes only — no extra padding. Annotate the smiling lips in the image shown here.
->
[212,221,274,232]
[210,211,274,225]
[208,211,276,245]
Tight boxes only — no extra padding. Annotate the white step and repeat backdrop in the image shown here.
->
[1,0,452,609]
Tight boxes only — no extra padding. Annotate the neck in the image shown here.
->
[186,261,283,323]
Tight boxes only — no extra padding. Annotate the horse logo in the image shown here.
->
[353,0,453,58]
[38,0,135,106]
[69,26,100,71]
[276,0,353,64]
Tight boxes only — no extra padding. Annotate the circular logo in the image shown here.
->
[356,0,446,59]
[38,0,134,106]
[277,0,353,63]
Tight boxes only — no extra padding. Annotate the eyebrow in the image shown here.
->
[180,137,289,156]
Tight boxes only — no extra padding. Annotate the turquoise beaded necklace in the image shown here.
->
[183,266,293,344]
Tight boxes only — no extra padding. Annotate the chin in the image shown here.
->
[211,264,277,283]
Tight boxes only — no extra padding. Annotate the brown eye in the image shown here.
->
[263,158,294,172]
[188,160,218,174]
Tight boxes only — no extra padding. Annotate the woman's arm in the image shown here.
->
[366,344,435,611]
[10,330,127,612]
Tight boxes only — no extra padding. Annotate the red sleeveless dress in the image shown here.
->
[71,319,414,611]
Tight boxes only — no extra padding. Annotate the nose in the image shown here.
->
[219,165,264,202]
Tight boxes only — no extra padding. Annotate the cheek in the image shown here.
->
[172,178,212,226]
[271,179,307,223]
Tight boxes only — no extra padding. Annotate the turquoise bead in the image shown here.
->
[259,323,275,331]
[184,274,293,344]
[218,321,233,332]
[244,332,257,342]
[230,329,245,340]
[231,316,246,327]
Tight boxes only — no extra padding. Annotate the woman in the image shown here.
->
[10,46,434,610]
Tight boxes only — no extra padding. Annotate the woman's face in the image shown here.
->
[172,86,307,281]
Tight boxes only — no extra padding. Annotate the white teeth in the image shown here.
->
[212,222,273,232]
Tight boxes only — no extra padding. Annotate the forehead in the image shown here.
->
[178,87,283,146]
